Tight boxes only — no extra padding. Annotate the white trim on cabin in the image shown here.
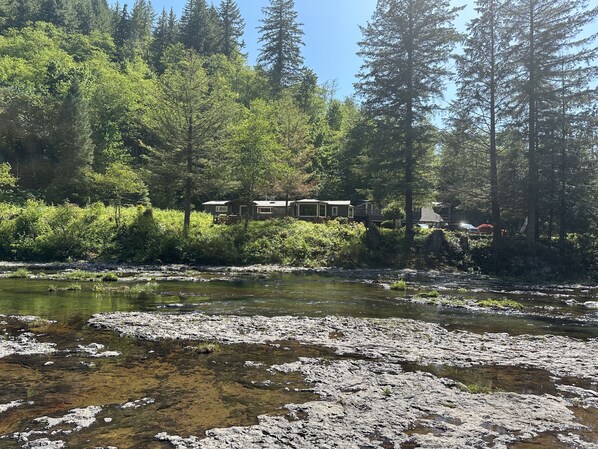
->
[331,206,338,216]
[349,207,354,219]
[257,207,273,214]
[319,204,327,217]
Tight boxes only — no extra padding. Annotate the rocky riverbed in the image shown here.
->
[89,312,598,448]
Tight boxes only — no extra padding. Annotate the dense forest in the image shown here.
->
[0,0,597,272]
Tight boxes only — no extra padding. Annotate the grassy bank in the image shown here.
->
[0,201,595,277]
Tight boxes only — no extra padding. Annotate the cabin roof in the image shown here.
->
[202,200,230,206]
[295,199,321,203]
[325,201,352,206]
[254,201,288,207]
[419,207,444,223]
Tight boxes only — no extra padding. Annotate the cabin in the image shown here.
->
[293,199,354,221]
[202,200,232,216]
[202,199,355,222]
[253,201,291,219]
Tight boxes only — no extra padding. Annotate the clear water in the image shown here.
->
[1,271,597,448]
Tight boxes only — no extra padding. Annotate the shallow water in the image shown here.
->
[1,269,597,448]
[1,273,597,337]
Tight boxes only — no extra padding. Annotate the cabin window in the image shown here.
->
[331,206,338,216]
[216,206,228,213]
[257,207,273,214]
[349,207,354,218]
[239,205,247,216]
[298,204,318,217]
[319,204,327,217]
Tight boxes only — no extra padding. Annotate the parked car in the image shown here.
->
[477,223,494,234]
[458,223,480,234]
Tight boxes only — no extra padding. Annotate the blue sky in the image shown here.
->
[148,0,595,102]
[149,0,475,100]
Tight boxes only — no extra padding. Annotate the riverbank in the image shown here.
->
[1,201,596,279]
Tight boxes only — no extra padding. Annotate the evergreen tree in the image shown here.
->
[74,0,94,34]
[507,0,597,246]
[128,0,154,60]
[217,0,244,59]
[113,3,131,60]
[151,7,178,72]
[90,0,112,34]
[36,0,78,30]
[146,47,235,231]
[257,0,304,94]
[456,0,512,243]
[356,0,461,247]
[179,0,219,55]
[50,77,95,202]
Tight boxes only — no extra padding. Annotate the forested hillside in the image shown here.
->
[0,0,596,262]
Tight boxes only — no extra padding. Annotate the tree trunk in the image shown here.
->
[404,13,415,250]
[183,120,193,234]
[526,0,538,249]
[558,77,567,252]
[489,1,501,245]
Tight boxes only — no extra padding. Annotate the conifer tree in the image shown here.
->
[90,0,112,34]
[357,0,461,247]
[147,47,235,231]
[113,4,131,60]
[257,0,304,94]
[456,0,512,243]
[151,8,178,72]
[507,0,597,246]
[50,77,95,202]
[179,0,219,55]
[217,0,244,59]
[129,0,154,60]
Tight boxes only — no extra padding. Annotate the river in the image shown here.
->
[0,265,597,448]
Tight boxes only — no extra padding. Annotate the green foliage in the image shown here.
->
[101,272,118,282]
[418,290,439,298]
[7,268,29,278]
[257,0,304,93]
[389,280,407,290]
[476,299,524,310]
[237,218,366,268]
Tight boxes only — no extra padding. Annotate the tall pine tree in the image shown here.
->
[456,0,512,243]
[151,7,178,72]
[50,77,95,203]
[257,0,304,95]
[507,0,597,246]
[179,0,219,56]
[357,0,461,247]
[217,0,244,59]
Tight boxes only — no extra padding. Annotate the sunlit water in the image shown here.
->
[1,271,597,448]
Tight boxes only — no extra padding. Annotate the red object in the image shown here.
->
[477,224,494,234]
